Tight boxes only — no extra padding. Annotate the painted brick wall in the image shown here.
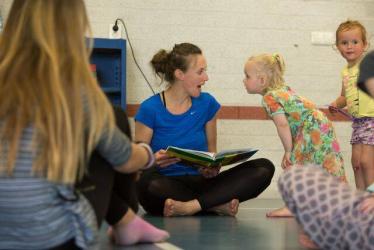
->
[1,0,373,198]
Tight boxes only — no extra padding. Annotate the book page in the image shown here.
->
[168,147,216,158]
[216,148,256,158]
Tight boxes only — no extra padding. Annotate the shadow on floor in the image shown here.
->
[98,199,308,250]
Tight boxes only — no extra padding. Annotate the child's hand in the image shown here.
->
[199,166,221,178]
[328,103,338,114]
[281,152,292,170]
[155,149,181,168]
[360,195,374,214]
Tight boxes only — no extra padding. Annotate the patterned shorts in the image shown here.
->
[351,117,374,145]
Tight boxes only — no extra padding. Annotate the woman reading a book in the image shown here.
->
[135,43,275,217]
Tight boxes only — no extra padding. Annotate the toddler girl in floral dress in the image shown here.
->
[243,53,347,217]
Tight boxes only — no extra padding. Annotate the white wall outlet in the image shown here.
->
[109,23,122,39]
[311,31,335,46]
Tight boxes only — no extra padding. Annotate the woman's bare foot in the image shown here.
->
[163,198,201,217]
[209,199,239,216]
[266,206,293,217]
[299,232,319,249]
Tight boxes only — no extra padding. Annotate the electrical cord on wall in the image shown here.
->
[113,18,155,94]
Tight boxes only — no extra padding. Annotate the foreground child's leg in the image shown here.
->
[266,206,293,217]
[109,209,169,245]
[278,167,374,250]
[208,199,239,216]
[163,198,201,216]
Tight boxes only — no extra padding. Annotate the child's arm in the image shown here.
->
[273,114,293,169]
[330,81,347,110]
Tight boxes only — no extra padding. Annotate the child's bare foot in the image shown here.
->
[209,199,239,216]
[163,198,201,217]
[266,206,293,217]
[299,232,319,249]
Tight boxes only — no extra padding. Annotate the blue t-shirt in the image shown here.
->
[135,92,220,176]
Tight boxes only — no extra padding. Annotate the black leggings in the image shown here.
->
[53,106,138,250]
[137,158,275,215]
[77,106,138,226]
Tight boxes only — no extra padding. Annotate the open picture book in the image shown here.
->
[165,146,258,168]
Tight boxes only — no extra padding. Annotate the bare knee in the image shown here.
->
[358,145,374,172]
[351,157,361,171]
[360,157,374,172]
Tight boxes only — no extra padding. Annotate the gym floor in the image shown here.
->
[98,199,309,250]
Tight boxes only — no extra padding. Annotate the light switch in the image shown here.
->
[311,31,335,45]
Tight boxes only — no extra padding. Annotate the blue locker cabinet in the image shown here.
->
[91,38,126,110]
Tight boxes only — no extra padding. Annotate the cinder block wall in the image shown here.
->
[2,0,374,198]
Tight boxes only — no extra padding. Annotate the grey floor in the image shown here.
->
[99,199,309,250]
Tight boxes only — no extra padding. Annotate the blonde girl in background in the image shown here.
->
[329,20,374,190]
[243,53,347,217]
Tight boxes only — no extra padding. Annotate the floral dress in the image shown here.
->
[262,85,346,182]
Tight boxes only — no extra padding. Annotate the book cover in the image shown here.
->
[327,105,353,120]
[165,146,258,168]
